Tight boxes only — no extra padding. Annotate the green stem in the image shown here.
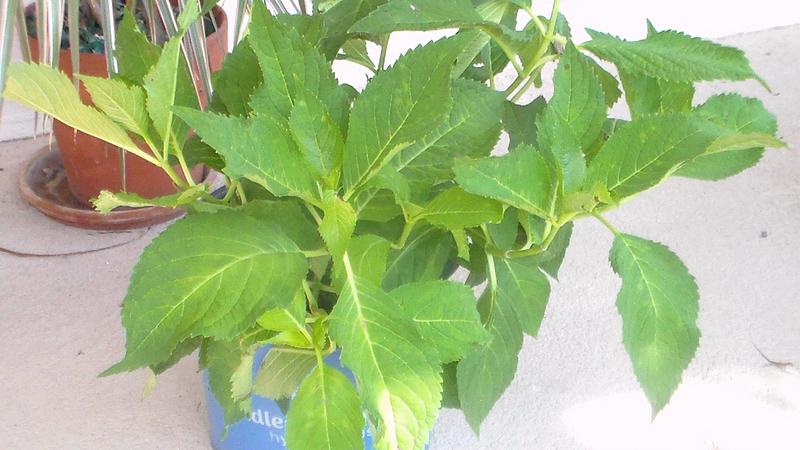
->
[236,183,248,205]
[591,211,620,236]
[222,180,239,203]
[506,223,560,259]
[303,249,330,258]
[484,253,498,326]
[484,28,523,75]
[318,283,337,294]
[302,279,319,313]
[504,0,561,98]
[378,34,390,71]
[304,203,323,226]
[391,219,417,249]
[160,163,189,190]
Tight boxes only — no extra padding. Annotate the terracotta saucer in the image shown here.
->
[18,146,211,230]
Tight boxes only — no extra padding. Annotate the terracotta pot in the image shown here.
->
[27,4,228,205]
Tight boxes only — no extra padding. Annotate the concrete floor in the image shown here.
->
[1,25,799,450]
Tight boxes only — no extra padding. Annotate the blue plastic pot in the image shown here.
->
[205,344,379,449]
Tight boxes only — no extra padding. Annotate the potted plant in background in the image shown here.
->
[0,0,226,229]
[3,0,787,449]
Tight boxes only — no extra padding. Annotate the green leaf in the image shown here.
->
[396,79,504,173]
[451,229,471,261]
[487,207,520,251]
[392,280,488,362]
[212,37,262,116]
[383,226,455,291]
[677,94,782,180]
[320,193,357,259]
[289,91,345,183]
[150,337,201,375]
[351,0,531,49]
[355,190,404,223]
[182,135,225,171]
[257,288,308,333]
[584,29,760,84]
[587,113,714,201]
[531,222,573,279]
[454,144,557,219]
[415,187,504,230]
[80,76,151,137]
[320,0,387,59]
[286,365,365,450]
[3,63,157,165]
[536,42,607,191]
[252,347,316,401]
[329,267,442,450]
[586,58,622,108]
[400,79,504,199]
[243,200,324,253]
[91,185,206,214]
[174,109,318,202]
[143,31,198,147]
[503,97,546,150]
[342,36,466,196]
[620,71,694,119]
[333,234,392,289]
[351,0,483,33]
[249,2,346,126]
[244,199,325,251]
[441,362,461,409]
[457,288,522,432]
[609,234,700,415]
[203,338,256,425]
[340,38,375,70]
[676,149,765,181]
[495,257,550,337]
[115,12,161,84]
[103,211,308,374]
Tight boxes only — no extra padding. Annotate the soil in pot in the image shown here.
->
[25,2,228,205]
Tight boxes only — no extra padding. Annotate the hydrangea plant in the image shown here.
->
[3,0,785,448]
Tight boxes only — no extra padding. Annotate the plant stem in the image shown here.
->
[303,249,330,258]
[504,0,561,98]
[175,151,195,187]
[304,203,323,225]
[378,34,390,71]
[509,54,558,102]
[302,279,318,313]
[235,183,248,205]
[160,162,189,190]
[483,253,498,326]
[591,211,621,236]
[391,219,417,249]
[221,180,239,203]
[506,222,560,259]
